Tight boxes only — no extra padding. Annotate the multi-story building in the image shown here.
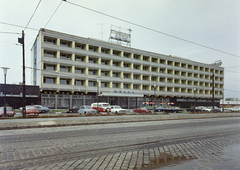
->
[31,29,224,109]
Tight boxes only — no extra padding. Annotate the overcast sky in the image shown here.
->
[0,0,240,99]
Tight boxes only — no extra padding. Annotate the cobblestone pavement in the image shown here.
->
[0,117,240,169]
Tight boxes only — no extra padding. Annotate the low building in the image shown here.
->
[0,84,41,109]
[30,28,224,109]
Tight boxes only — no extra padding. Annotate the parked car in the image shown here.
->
[0,106,15,117]
[110,105,127,114]
[78,105,96,115]
[133,107,152,114]
[201,106,212,112]
[155,106,183,113]
[66,106,80,113]
[186,106,203,113]
[25,105,39,116]
[33,105,50,113]
[91,103,111,114]
[228,107,240,112]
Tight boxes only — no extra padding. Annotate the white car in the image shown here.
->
[110,105,127,114]
[228,107,240,112]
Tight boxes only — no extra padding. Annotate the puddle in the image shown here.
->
[135,153,197,170]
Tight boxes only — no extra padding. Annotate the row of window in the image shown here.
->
[43,63,224,82]
[43,76,223,89]
[43,37,224,74]
[43,77,222,95]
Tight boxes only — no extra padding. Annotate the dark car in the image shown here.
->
[66,106,80,113]
[155,106,183,113]
[0,106,15,117]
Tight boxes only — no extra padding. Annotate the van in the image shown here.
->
[91,102,111,114]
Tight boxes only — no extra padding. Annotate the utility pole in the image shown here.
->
[18,30,26,118]
[212,72,214,111]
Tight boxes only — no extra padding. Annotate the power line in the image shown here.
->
[63,0,240,59]
[0,31,21,34]
[44,0,63,29]
[24,0,42,31]
[0,21,39,31]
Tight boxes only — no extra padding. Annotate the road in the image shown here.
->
[0,117,240,169]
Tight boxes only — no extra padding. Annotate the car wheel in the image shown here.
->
[42,110,46,113]
[84,112,87,115]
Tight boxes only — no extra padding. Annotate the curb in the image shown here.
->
[0,113,240,130]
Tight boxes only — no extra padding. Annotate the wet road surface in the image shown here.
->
[0,117,240,169]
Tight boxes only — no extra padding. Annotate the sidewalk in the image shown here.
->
[0,113,240,130]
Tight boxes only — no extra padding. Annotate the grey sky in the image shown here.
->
[0,0,239,99]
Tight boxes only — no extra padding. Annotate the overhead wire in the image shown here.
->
[44,0,63,29]
[0,21,39,31]
[24,0,42,31]
[0,31,21,34]
[63,0,240,59]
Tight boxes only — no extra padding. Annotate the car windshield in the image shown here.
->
[113,106,121,109]
[6,107,13,111]
[0,107,13,111]
[84,106,92,109]
[26,106,36,109]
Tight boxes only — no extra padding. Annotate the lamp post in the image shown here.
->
[222,90,224,112]
[193,87,196,113]
[1,67,9,117]
[95,76,101,114]
[154,83,156,114]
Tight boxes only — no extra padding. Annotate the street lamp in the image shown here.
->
[95,76,101,114]
[1,67,10,117]
[154,83,156,114]
[222,90,224,112]
[193,87,196,113]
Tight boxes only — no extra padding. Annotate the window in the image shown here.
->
[143,76,147,80]
[133,75,139,79]
[75,80,83,86]
[101,48,109,54]
[133,85,138,89]
[143,85,147,90]
[124,53,130,58]
[75,68,83,74]
[89,58,97,63]
[75,43,85,49]
[113,51,119,56]
[60,79,70,85]
[44,51,56,58]
[43,77,55,84]
[88,81,96,87]
[143,66,147,70]
[112,83,118,88]
[60,40,71,47]
[101,71,108,76]
[112,72,119,77]
[123,74,129,78]
[124,63,129,68]
[113,62,119,67]
[60,66,71,72]
[89,70,96,75]
[101,82,108,87]
[101,60,108,65]
[75,56,84,61]
[44,64,55,71]
[44,37,56,44]
[123,84,129,89]
[60,53,71,60]
[89,46,97,52]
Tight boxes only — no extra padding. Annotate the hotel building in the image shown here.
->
[31,29,224,109]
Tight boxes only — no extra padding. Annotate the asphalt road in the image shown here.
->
[0,117,240,169]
